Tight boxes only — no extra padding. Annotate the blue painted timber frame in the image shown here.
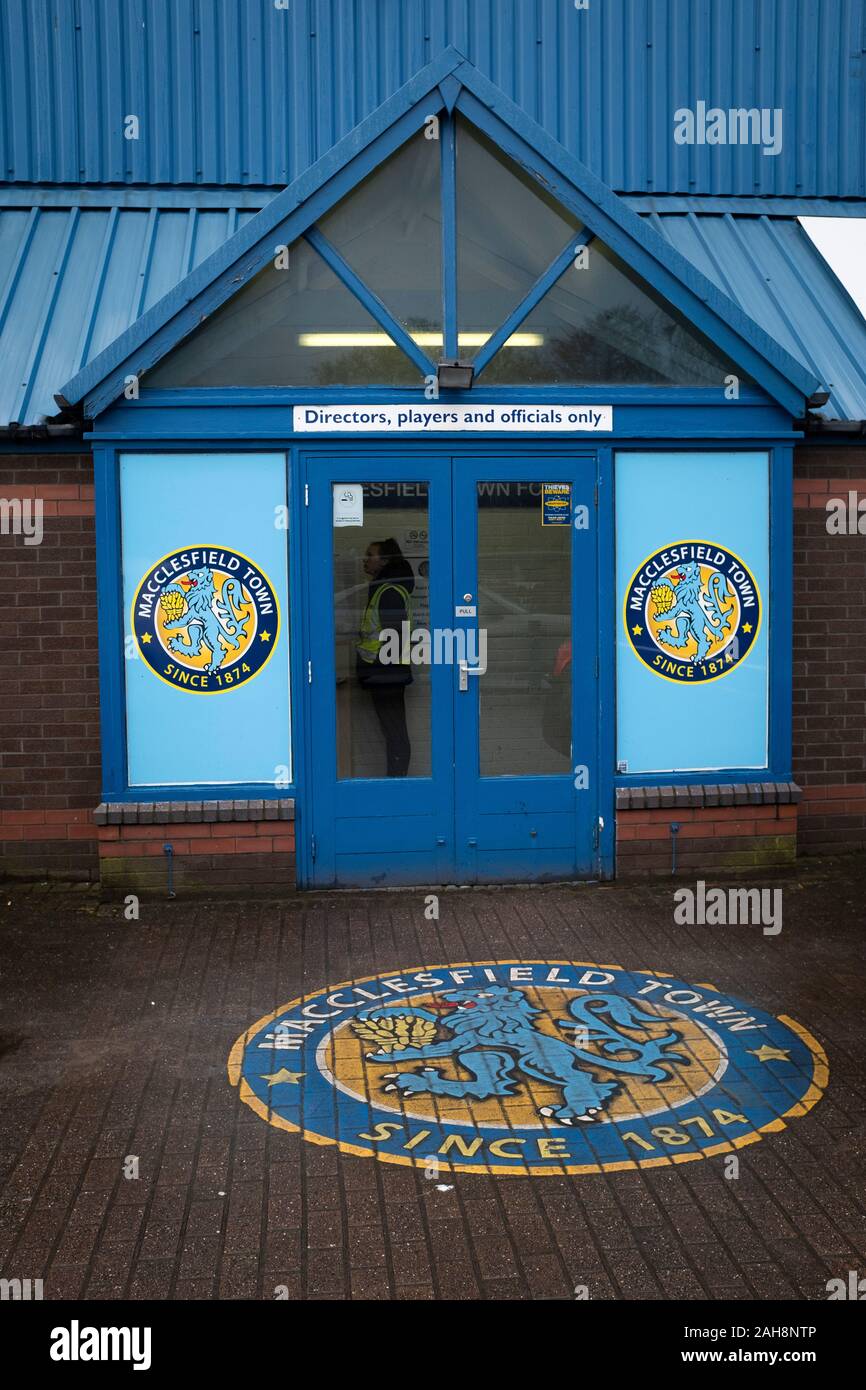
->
[450,452,600,884]
[73,50,808,882]
[302,450,454,887]
[58,50,822,421]
[609,440,794,789]
[304,225,435,378]
[93,441,304,806]
[90,406,799,889]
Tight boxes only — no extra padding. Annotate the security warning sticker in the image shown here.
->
[542,483,571,525]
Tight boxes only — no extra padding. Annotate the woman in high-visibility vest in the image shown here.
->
[356,538,414,777]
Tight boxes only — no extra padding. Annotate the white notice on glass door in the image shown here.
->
[333,484,363,527]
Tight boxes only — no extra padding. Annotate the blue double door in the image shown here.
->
[301,451,600,887]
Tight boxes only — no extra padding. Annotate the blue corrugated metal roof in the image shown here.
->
[1,0,865,199]
[641,210,866,425]
[0,202,261,426]
[2,195,865,428]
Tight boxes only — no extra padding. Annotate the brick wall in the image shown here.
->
[98,818,296,896]
[0,454,100,879]
[615,445,866,876]
[615,785,799,878]
[0,452,297,895]
[793,446,866,855]
[617,804,798,877]
[2,444,863,888]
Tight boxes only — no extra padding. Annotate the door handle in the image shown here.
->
[458,658,486,691]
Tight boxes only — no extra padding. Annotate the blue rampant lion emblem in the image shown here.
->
[160,565,250,673]
[354,985,688,1124]
[650,553,733,661]
[651,559,733,664]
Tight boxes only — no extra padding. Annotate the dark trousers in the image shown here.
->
[369,685,411,777]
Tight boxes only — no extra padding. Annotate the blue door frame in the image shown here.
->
[304,453,455,886]
[452,455,599,883]
[300,447,602,887]
[88,427,793,893]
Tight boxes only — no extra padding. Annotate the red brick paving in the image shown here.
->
[0,858,864,1301]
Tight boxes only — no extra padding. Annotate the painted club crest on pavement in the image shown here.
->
[131,545,279,693]
[624,540,761,683]
[228,961,825,1175]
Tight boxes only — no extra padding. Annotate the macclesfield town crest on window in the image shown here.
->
[131,545,280,693]
[624,539,761,684]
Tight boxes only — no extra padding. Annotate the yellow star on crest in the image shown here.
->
[742,622,753,634]
[747,1046,790,1063]
[140,632,152,644]
[632,624,643,636]
[260,630,271,642]
[262,1068,305,1085]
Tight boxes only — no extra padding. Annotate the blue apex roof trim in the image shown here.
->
[57,51,820,423]
[57,47,465,418]
[6,204,864,430]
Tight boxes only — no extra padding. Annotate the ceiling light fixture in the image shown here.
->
[297,332,543,348]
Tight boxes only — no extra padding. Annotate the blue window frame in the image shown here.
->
[95,443,301,802]
[604,443,794,791]
[616,451,770,774]
[142,113,752,396]
[94,431,794,822]
[60,52,821,419]
[78,53,808,835]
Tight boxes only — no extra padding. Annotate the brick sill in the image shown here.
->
[94,799,295,825]
[615,782,801,812]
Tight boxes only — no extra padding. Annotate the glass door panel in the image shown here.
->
[453,457,598,885]
[304,453,598,889]
[476,482,572,776]
[333,483,431,779]
[304,457,453,888]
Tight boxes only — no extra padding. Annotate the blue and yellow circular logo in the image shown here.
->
[131,546,280,693]
[624,540,761,683]
[228,961,825,1176]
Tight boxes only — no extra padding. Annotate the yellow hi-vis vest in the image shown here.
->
[356,582,413,665]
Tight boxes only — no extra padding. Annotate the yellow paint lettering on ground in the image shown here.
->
[403,1129,433,1150]
[438,1134,484,1158]
[488,1138,526,1158]
[537,1137,571,1159]
[357,1122,402,1143]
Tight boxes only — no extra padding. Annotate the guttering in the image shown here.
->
[0,421,83,440]
[801,414,866,437]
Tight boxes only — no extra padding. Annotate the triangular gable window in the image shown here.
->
[456,120,582,358]
[145,115,748,391]
[146,236,422,387]
[479,242,742,386]
[317,134,442,341]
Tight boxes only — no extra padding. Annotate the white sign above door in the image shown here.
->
[294,404,613,433]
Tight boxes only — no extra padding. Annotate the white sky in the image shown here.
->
[799,217,866,317]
